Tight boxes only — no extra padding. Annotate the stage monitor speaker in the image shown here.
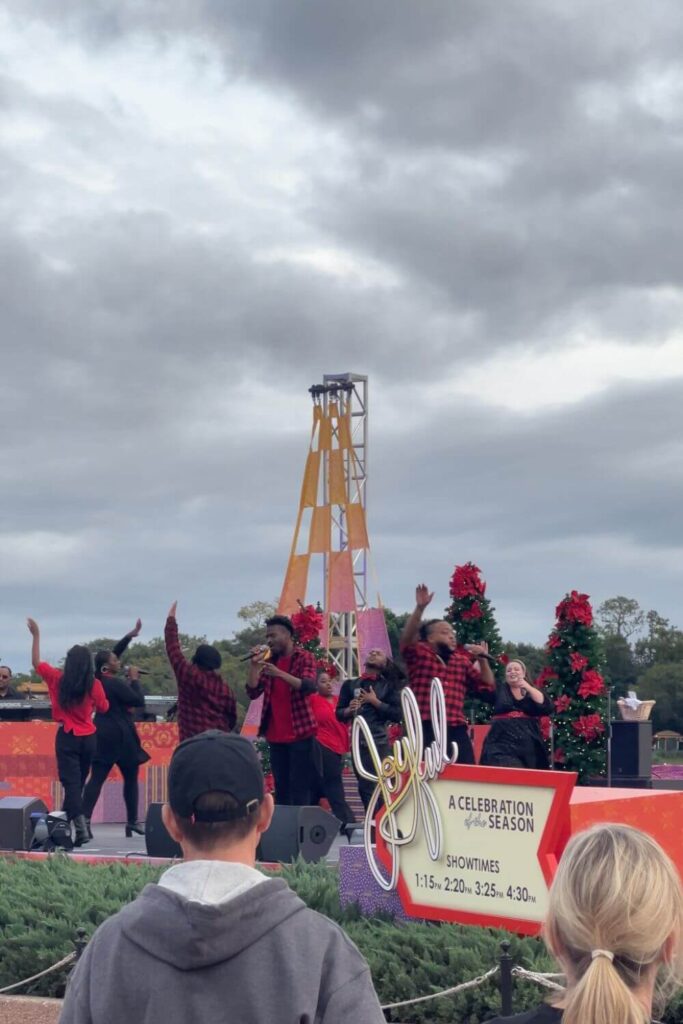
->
[145,802,182,858]
[0,796,48,850]
[611,721,653,779]
[257,805,340,864]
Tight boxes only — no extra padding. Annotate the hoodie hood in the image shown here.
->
[118,878,305,970]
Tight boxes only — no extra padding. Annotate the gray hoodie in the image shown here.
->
[59,872,385,1024]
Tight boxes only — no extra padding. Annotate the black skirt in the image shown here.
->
[480,718,549,770]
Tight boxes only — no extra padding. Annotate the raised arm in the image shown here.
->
[465,642,495,691]
[27,618,41,671]
[112,618,142,659]
[399,584,434,651]
[164,602,189,676]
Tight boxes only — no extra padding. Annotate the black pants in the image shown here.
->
[82,760,140,823]
[55,729,96,820]
[421,721,475,765]
[311,742,355,825]
[269,738,314,805]
[353,741,389,812]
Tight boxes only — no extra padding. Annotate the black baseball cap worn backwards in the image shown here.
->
[168,730,264,823]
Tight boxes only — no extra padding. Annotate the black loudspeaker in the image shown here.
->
[257,805,340,863]
[0,796,48,850]
[145,803,182,858]
[611,721,653,779]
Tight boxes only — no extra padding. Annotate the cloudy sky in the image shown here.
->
[2,1,683,671]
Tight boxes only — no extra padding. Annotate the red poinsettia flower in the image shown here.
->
[569,652,589,673]
[554,748,566,764]
[449,562,486,599]
[540,717,551,740]
[291,604,324,645]
[498,653,510,665]
[555,590,593,628]
[316,658,338,679]
[461,601,483,621]
[577,669,605,698]
[547,634,562,649]
[387,723,403,745]
[571,713,605,742]
[554,694,572,713]
[535,667,558,687]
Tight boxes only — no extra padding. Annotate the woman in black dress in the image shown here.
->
[82,621,150,837]
[479,659,553,769]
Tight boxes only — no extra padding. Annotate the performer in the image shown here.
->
[82,620,150,838]
[0,666,19,700]
[479,659,553,769]
[399,583,494,763]
[246,615,317,806]
[27,617,108,846]
[164,601,237,742]
[310,671,356,829]
[336,649,404,811]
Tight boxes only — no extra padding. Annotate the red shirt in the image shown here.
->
[401,641,493,726]
[265,656,295,744]
[311,693,349,755]
[37,662,109,736]
[247,648,318,742]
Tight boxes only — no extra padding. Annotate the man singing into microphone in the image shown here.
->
[246,615,317,806]
[400,584,494,763]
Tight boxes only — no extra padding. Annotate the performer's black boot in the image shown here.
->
[72,815,90,847]
[85,818,93,840]
[125,822,145,837]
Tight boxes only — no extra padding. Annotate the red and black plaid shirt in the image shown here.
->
[165,616,237,743]
[246,648,318,741]
[401,641,494,726]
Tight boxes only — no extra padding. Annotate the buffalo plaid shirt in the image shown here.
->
[165,616,237,742]
[246,648,318,741]
[401,641,494,726]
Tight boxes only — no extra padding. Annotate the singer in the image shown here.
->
[479,659,554,769]
[399,583,495,763]
[82,619,150,839]
[165,602,237,742]
[246,615,317,806]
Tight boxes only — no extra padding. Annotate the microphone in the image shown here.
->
[239,646,271,663]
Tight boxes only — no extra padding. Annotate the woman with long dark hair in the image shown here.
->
[82,620,150,839]
[28,617,108,846]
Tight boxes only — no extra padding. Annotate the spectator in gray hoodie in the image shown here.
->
[59,730,385,1024]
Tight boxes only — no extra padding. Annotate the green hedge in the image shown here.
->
[0,856,681,1023]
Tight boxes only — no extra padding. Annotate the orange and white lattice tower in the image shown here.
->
[278,372,391,679]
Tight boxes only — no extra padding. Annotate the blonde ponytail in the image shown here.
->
[545,824,683,1024]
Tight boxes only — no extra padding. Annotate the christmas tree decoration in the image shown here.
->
[543,591,607,782]
[445,562,504,722]
[291,601,338,677]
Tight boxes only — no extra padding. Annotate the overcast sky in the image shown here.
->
[2,1,683,672]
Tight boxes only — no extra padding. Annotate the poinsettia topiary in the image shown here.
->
[445,562,503,723]
[542,591,606,782]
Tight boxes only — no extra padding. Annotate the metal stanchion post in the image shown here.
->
[499,940,514,1016]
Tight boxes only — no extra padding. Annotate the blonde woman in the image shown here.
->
[489,823,683,1024]
[479,659,553,769]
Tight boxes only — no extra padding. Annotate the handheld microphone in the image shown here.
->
[239,646,271,663]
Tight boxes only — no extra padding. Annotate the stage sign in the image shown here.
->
[352,680,575,935]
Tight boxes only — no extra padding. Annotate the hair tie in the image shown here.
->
[591,949,614,962]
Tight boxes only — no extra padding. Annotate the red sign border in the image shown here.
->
[374,764,576,935]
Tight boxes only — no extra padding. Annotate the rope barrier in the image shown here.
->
[0,952,76,994]
[380,965,499,1010]
[512,966,565,992]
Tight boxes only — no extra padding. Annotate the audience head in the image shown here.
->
[545,823,683,1024]
[59,645,95,710]
[162,731,273,858]
[265,615,295,657]
[0,666,13,696]
[191,644,222,672]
